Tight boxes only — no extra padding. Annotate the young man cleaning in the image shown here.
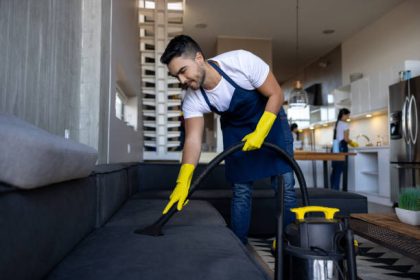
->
[160,35,296,244]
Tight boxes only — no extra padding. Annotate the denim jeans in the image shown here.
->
[330,161,344,190]
[230,171,297,244]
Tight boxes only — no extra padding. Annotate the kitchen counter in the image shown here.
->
[294,151,356,190]
[351,146,389,151]
[294,151,356,161]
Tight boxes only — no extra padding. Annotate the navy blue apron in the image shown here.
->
[200,61,293,183]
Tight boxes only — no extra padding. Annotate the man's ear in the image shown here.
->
[195,52,204,63]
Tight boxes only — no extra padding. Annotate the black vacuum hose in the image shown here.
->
[135,142,310,236]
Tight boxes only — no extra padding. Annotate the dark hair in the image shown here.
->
[333,108,350,139]
[160,35,204,65]
[290,123,298,131]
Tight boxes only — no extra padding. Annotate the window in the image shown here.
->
[115,86,127,121]
[287,106,310,128]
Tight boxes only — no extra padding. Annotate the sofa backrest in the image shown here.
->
[137,162,272,191]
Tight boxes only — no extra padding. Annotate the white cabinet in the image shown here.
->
[334,60,420,117]
[333,85,351,110]
[369,69,391,111]
[295,160,326,188]
[348,73,390,116]
[350,77,370,115]
[349,147,392,206]
[296,161,314,187]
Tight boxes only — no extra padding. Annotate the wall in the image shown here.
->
[79,0,102,150]
[0,0,82,138]
[216,36,272,68]
[0,0,142,163]
[282,46,342,104]
[106,0,142,163]
[313,114,389,148]
[342,0,420,85]
[304,46,342,105]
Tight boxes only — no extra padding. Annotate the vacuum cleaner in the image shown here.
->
[135,142,357,280]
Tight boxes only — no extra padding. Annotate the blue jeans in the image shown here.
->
[230,172,297,244]
[330,161,344,190]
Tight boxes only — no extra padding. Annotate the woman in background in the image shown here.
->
[290,123,299,141]
[330,108,351,190]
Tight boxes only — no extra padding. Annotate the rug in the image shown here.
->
[249,235,420,280]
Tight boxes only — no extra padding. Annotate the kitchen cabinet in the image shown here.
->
[332,85,351,110]
[347,147,392,206]
[332,60,420,118]
[309,105,335,124]
[350,77,370,115]
[369,69,391,111]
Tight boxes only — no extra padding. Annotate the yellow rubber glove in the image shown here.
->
[242,111,277,151]
[162,163,195,214]
[348,140,359,148]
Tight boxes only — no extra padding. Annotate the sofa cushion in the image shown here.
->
[93,164,130,228]
[0,114,98,189]
[137,162,272,191]
[106,199,226,227]
[47,225,270,280]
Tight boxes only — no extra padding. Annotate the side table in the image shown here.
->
[350,213,420,261]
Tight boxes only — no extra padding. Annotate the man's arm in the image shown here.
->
[162,116,204,214]
[257,71,284,115]
[241,70,284,151]
[181,116,204,165]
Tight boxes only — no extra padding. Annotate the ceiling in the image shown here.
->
[183,0,404,83]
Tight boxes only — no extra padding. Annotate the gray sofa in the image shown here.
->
[0,163,271,280]
[0,114,273,280]
[136,162,368,237]
[0,114,367,280]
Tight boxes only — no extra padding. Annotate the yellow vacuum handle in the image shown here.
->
[290,206,339,220]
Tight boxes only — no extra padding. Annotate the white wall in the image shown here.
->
[342,0,420,85]
[0,0,82,138]
[312,0,420,149]
[314,114,389,147]
[106,0,142,163]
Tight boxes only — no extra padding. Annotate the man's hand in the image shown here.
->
[162,163,195,214]
[242,111,277,151]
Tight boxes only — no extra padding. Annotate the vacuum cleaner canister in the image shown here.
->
[283,206,357,280]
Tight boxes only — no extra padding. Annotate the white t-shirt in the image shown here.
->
[182,50,270,119]
[335,121,349,141]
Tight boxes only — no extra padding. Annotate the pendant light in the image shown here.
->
[288,0,309,108]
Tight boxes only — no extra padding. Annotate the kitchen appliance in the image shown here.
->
[389,75,420,202]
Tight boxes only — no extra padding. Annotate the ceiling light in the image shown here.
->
[289,81,309,108]
[287,0,309,108]
[194,23,207,29]
[322,29,335,35]
[366,114,372,118]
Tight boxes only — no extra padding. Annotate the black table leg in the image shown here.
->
[312,160,317,188]
[323,160,329,189]
[343,155,348,192]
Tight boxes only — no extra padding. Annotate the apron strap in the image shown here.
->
[208,60,242,89]
[199,87,222,115]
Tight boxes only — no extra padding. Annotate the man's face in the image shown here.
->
[167,53,205,90]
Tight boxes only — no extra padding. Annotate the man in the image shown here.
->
[160,35,296,244]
